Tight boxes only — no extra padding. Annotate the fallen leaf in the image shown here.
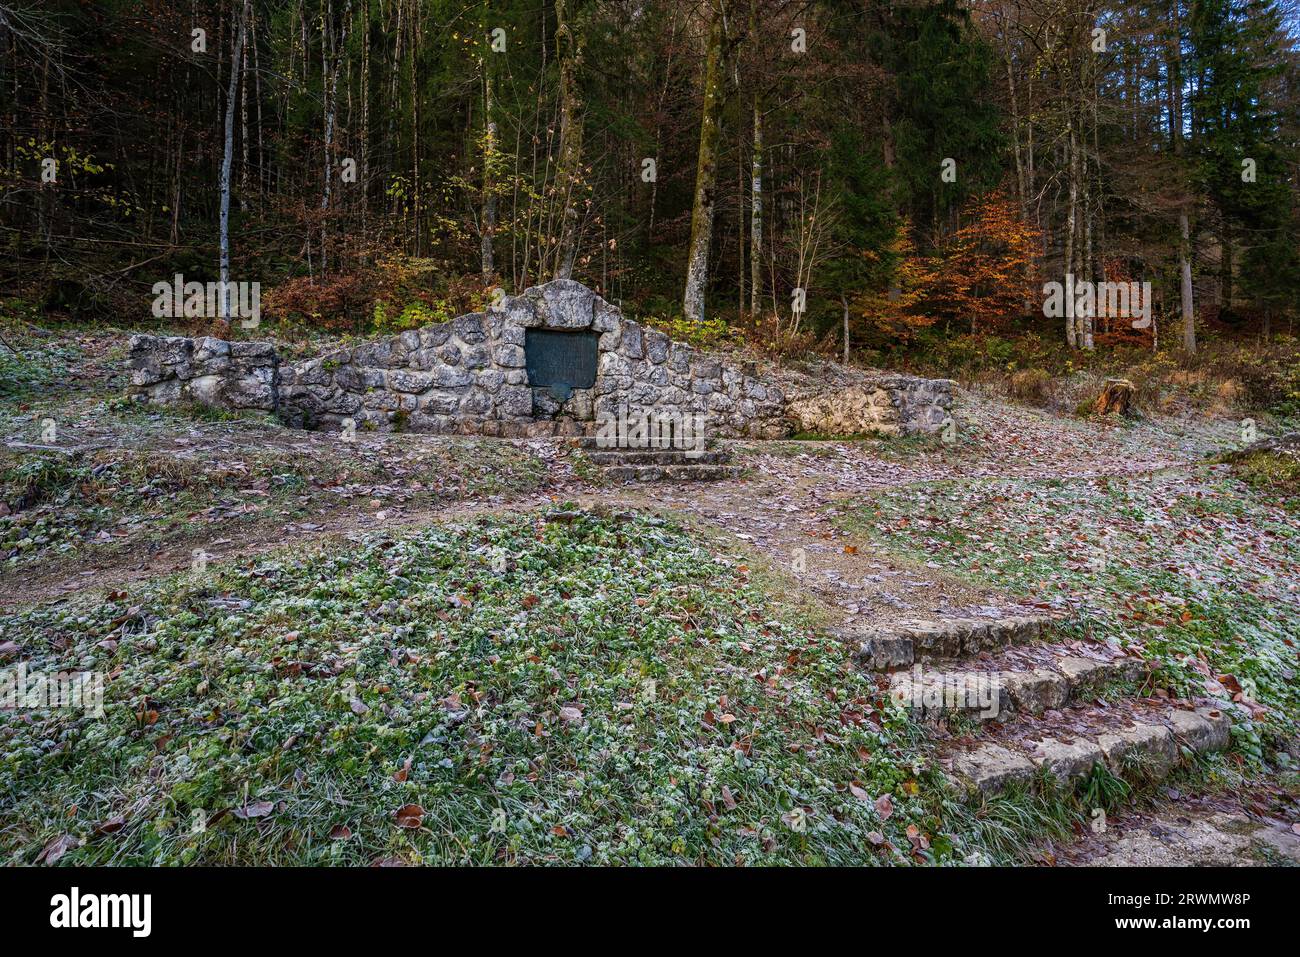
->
[37,833,79,865]
[94,815,126,836]
[875,793,894,820]
[394,803,425,828]
[233,801,274,820]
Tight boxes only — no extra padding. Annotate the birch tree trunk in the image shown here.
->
[841,292,850,364]
[1001,22,1026,215]
[683,1,726,323]
[1169,1,1196,353]
[1179,210,1195,352]
[1078,114,1094,350]
[322,0,337,216]
[321,0,351,273]
[219,2,247,324]
[480,69,497,283]
[553,0,584,280]
[1064,117,1078,349]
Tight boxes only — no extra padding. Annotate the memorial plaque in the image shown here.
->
[525,329,599,401]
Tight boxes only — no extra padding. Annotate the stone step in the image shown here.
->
[586,449,732,466]
[947,705,1233,797]
[887,654,1146,723]
[602,464,746,483]
[571,435,720,451]
[854,612,1056,671]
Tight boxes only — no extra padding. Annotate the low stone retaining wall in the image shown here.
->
[775,357,955,437]
[128,280,953,439]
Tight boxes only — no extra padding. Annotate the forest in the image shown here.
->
[2,0,1297,362]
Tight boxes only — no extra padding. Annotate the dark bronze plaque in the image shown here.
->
[524,329,599,401]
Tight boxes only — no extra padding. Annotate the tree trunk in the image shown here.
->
[219,2,248,324]
[553,0,584,280]
[359,0,368,234]
[841,292,850,364]
[239,11,249,213]
[683,2,726,323]
[750,96,762,318]
[408,3,420,255]
[320,0,350,273]
[253,7,265,200]
[1064,117,1078,349]
[1219,225,1233,312]
[1002,24,1026,215]
[1079,125,1094,351]
[1179,209,1195,353]
[480,70,497,283]
[1169,1,1196,354]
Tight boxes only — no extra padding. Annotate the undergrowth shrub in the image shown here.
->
[1008,367,1052,404]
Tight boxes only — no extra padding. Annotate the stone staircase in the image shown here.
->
[849,612,1234,798]
[572,436,745,482]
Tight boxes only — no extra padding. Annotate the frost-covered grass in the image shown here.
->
[1226,446,1300,504]
[0,437,546,571]
[834,468,1300,759]
[2,510,976,866]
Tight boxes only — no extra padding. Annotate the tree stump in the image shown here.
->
[1094,378,1135,416]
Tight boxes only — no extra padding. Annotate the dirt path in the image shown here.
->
[1057,795,1300,866]
[8,394,1235,620]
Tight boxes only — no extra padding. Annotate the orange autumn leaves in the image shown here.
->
[854,191,1041,337]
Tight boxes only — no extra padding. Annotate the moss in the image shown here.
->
[1225,448,1300,503]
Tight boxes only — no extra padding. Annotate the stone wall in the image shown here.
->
[784,375,954,437]
[129,280,788,438]
[765,357,955,437]
[128,279,954,439]
[127,335,279,412]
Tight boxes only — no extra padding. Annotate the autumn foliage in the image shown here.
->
[928,191,1041,334]
[853,192,1040,340]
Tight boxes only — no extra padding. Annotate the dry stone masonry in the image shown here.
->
[785,376,955,437]
[128,279,953,439]
[843,608,1236,799]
